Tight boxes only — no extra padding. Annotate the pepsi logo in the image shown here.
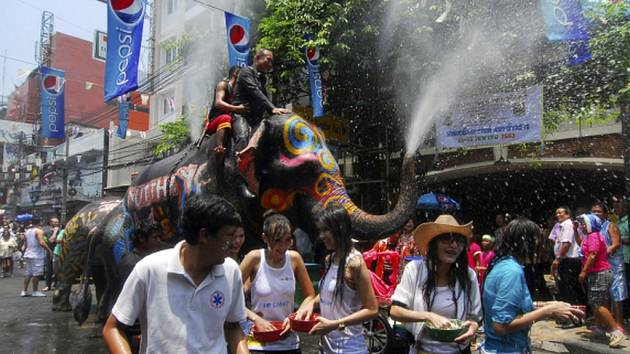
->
[42,74,64,95]
[111,0,144,24]
[228,24,249,54]
[306,47,320,64]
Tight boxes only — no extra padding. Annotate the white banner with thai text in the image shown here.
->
[436,86,542,149]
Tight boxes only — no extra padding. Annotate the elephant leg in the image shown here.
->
[53,241,87,312]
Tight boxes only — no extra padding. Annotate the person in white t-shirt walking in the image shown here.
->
[551,206,587,310]
[102,195,250,354]
[21,216,53,297]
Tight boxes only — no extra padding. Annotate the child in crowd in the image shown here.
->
[0,229,17,277]
[477,234,496,291]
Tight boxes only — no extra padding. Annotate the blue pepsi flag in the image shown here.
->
[305,36,324,118]
[225,12,251,68]
[104,0,145,102]
[40,66,65,139]
[117,102,130,139]
[541,0,591,65]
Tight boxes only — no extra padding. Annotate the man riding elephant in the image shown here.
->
[54,113,418,322]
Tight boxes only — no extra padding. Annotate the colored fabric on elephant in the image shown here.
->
[112,241,247,354]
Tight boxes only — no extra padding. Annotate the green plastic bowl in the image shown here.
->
[425,320,465,342]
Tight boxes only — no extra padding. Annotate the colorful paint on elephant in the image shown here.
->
[261,115,367,219]
[124,162,209,241]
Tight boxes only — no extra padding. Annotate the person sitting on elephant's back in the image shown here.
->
[240,212,316,354]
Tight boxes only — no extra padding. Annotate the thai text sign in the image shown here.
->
[436,86,542,149]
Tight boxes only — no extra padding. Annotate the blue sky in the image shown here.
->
[0,0,107,102]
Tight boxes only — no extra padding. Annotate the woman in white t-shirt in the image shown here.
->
[298,206,378,354]
[390,215,482,354]
[240,212,316,354]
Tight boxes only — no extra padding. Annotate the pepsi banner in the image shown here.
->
[305,36,324,118]
[542,0,590,41]
[104,0,145,102]
[224,12,251,68]
[40,67,65,139]
[541,0,591,65]
[117,102,130,139]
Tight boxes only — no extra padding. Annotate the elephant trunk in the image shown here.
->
[344,153,417,240]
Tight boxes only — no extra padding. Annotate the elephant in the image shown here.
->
[53,113,418,322]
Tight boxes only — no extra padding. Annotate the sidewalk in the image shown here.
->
[529,319,630,353]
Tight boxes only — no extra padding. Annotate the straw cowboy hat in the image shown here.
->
[413,215,473,256]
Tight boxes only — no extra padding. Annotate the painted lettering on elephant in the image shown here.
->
[126,163,206,211]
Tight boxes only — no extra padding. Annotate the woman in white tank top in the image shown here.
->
[296,207,378,354]
[240,213,316,354]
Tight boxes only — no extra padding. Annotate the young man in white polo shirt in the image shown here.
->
[103,195,249,354]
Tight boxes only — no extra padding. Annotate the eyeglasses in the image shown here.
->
[437,233,467,246]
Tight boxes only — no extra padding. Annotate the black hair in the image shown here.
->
[181,194,242,245]
[423,233,472,316]
[262,210,291,244]
[132,221,162,248]
[317,206,353,304]
[256,48,272,57]
[31,215,41,225]
[557,205,572,216]
[487,217,540,276]
[228,65,241,78]
[591,201,608,213]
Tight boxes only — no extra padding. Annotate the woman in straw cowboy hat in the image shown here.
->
[390,214,482,354]
[481,217,585,354]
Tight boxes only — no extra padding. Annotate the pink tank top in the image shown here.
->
[581,231,611,273]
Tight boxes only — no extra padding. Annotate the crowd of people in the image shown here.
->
[0,217,63,297]
[6,47,628,353]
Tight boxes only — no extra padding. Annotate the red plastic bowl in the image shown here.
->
[253,321,285,342]
[289,312,320,332]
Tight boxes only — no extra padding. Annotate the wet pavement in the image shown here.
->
[1,266,628,354]
[0,270,105,354]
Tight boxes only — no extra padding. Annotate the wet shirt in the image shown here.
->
[112,241,246,354]
[482,257,533,353]
[553,219,579,258]
[208,79,235,119]
[392,260,482,354]
[233,66,275,126]
[619,215,630,264]
[581,231,611,273]
[601,220,624,269]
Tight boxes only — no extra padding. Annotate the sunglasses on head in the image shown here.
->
[436,232,467,245]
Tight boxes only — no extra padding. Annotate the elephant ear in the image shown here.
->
[257,115,324,189]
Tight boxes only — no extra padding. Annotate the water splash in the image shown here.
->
[379,1,544,154]
[175,0,261,141]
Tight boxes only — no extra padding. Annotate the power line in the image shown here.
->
[0,54,37,66]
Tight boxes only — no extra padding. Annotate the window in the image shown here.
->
[162,95,175,117]
[164,47,178,65]
[166,0,177,15]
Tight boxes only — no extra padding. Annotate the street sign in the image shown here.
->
[93,30,107,62]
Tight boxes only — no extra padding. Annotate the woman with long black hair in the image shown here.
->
[390,215,482,354]
[297,206,378,354]
[481,217,584,354]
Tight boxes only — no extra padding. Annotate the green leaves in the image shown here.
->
[153,116,191,157]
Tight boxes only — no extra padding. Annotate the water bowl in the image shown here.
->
[289,312,320,332]
[425,319,465,342]
[252,321,285,342]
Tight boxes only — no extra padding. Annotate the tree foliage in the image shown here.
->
[153,116,191,157]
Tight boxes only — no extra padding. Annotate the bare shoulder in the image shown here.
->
[288,250,303,262]
[346,252,365,272]
[216,80,228,90]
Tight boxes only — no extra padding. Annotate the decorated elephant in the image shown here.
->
[53,113,418,321]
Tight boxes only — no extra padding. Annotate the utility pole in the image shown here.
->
[60,135,69,224]
[101,128,109,197]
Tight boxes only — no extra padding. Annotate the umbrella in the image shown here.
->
[416,192,461,211]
